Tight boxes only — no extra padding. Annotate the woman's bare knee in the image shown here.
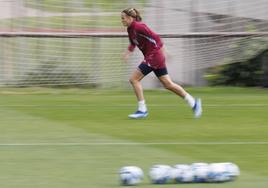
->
[129,78,139,85]
[129,78,134,85]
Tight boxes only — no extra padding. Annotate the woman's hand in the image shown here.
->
[122,50,132,62]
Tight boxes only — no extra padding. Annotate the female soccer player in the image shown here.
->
[121,8,202,119]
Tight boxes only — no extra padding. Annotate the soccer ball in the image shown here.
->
[118,166,144,186]
[191,163,210,182]
[173,164,194,183]
[208,163,231,182]
[148,165,173,184]
[208,162,240,182]
[224,162,240,179]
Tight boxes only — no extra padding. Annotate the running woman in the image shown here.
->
[121,8,202,119]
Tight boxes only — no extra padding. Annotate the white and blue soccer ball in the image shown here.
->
[224,162,240,179]
[173,164,194,183]
[118,166,144,186]
[208,162,240,182]
[149,165,173,184]
[191,163,210,183]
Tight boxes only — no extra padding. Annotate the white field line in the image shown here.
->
[0,141,268,146]
[0,104,268,107]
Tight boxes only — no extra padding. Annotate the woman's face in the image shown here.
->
[121,12,133,27]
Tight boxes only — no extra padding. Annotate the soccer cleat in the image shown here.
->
[128,110,148,119]
[192,98,202,118]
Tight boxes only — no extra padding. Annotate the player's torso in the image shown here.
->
[128,22,161,56]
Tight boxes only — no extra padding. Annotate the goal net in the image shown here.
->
[0,0,267,87]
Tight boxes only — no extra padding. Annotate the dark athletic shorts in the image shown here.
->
[138,63,168,77]
[138,50,168,77]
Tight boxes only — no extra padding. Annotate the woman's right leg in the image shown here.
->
[129,69,145,102]
[128,69,148,118]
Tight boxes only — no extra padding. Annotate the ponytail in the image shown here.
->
[122,8,142,22]
[133,8,142,21]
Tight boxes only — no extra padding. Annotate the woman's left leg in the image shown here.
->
[158,74,202,118]
[158,74,187,98]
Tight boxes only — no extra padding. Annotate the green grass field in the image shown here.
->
[0,87,267,188]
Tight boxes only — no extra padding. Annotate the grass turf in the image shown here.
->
[0,87,267,187]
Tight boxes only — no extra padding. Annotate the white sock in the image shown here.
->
[138,100,147,112]
[184,93,195,108]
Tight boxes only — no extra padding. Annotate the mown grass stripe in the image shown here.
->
[1,141,268,146]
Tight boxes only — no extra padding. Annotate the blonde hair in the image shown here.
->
[122,8,142,21]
